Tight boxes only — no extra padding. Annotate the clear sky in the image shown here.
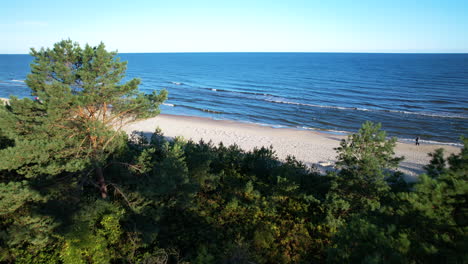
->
[1,0,467,54]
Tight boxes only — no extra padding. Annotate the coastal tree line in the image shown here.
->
[0,40,466,263]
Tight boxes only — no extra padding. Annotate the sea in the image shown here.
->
[0,53,467,145]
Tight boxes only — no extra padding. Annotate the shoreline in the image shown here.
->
[1,97,463,146]
[208,115,463,147]
[1,97,462,179]
[124,113,462,181]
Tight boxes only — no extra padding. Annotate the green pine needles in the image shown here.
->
[0,39,167,198]
[0,40,466,263]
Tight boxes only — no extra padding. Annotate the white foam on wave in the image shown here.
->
[299,126,350,135]
[265,99,467,119]
[162,103,175,107]
[243,120,287,129]
[170,81,183,85]
[0,80,27,87]
[384,109,467,119]
[265,99,370,112]
[222,119,462,145]
[299,126,462,146]
[205,87,276,97]
[200,108,223,114]
[177,104,223,114]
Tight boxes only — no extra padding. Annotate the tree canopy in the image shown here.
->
[0,39,167,198]
[0,40,466,263]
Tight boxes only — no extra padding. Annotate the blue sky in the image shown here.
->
[1,0,467,53]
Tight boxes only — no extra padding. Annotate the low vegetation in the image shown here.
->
[0,40,466,263]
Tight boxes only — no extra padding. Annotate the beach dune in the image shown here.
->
[124,114,461,180]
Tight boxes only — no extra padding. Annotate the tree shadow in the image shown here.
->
[398,161,426,182]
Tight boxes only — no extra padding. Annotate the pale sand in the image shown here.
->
[124,114,462,181]
[2,97,460,179]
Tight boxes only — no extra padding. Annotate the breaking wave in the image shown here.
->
[265,99,468,119]
[178,104,224,114]
[206,87,274,97]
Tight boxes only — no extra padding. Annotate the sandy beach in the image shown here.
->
[124,114,462,181]
[1,95,461,179]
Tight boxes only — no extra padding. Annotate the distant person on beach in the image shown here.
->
[415,136,420,146]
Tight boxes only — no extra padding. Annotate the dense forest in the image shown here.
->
[0,40,466,263]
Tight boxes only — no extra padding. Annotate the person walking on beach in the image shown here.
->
[415,136,420,146]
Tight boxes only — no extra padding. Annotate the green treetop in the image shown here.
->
[325,121,405,226]
[0,39,167,198]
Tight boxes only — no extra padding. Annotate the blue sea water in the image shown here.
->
[0,53,467,144]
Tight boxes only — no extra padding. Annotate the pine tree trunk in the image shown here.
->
[96,166,108,199]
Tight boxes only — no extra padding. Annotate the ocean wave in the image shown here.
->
[298,126,350,135]
[178,104,224,114]
[265,99,370,111]
[382,109,467,119]
[265,99,468,119]
[206,87,274,97]
[170,81,183,85]
[239,120,288,129]
[199,108,223,114]
[0,80,28,87]
[162,103,175,107]
[298,126,463,146]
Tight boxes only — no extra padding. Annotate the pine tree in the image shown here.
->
[0,39,167,198]
[398,137,468,262]
[329,137,468,263]
[334,121,403,178]
[325,121,404,225]
[423,148,447,178]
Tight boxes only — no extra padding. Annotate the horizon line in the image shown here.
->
[2,51,468,55]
